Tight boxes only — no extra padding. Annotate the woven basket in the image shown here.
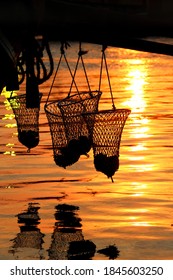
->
[8,93,42,152]
[44,101,74,168]
[58,91,102,116]
[45,101,88,168]
[45,91,102,168]
[83,108,131,181]
[58,90,102,140]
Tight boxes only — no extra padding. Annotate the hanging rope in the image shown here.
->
[44,42,102,168]
[99,45,116,110]
[68,42,91,97]
[82,45,131,182]
[58,41,101,118]
[46,41,79,105]
[44,42,83,168]
[78,42,91,92]
[57,42,102,142]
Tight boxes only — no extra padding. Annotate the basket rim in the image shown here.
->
[58,90,102,107]
[44,102,61,116]
[44,90,102,109]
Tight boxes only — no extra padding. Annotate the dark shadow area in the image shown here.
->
[97,244,120,260]
[9,202,120,259]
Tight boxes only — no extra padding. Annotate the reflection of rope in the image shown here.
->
[17,37,54,85]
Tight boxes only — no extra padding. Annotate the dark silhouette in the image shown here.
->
[48,203,96,259]
[97,244,120,259]
[10,203,44,259]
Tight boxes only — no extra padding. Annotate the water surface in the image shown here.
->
[1,42,173,260]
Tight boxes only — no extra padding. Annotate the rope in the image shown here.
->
[46,42,79,104]
[99,45,116,110]
[68,42,91,97]
[81,55,91,92]
[78,41,91,93]
[62,48,79,95]
[98,46,104,93]
[68,55,80,97]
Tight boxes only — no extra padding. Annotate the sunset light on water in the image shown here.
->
[1,42,173,260]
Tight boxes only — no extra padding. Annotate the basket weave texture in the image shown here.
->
[58,91,102,140]
[83,108,131,157]
[8,93,42,150]
[45,91,102,168]
[44,101,68,155]
[83,108,131,181]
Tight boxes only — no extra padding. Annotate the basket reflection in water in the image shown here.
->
[10,203,44,259]
[48,203,96,260]
[9,203,120,259]
[83,108,131,182]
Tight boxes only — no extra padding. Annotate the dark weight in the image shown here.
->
[78,136,92,156]
[54,139,80,168]
[94,153,119,181]
[18,130,39,150]
[54,137,92,168]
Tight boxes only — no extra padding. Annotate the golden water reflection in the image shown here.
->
[121,58,150,156]
[1,45,173,259]
[121,57,152,167]
[122,66,147,113]
[2,114,15,120]
[1,89,16,156]
[119,57,156,229]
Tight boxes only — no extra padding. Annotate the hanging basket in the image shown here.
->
[58,90,102,117]
[83,108,131,181]
[8,93,42,152]
[58,90,102,154]
[45,101,81,168]
[45,90,102,169]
